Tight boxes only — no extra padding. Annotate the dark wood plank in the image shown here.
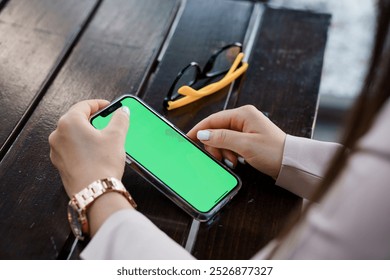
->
[237,8,331,136]
[193,7,331,259]
[0,0,179,259]
[134,0,253,246]
[0,0,98,157]
[143,0,253,125]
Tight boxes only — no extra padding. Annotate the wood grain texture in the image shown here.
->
[236,8,331,137]
[143,0,253,126]
[0,0,98,155]
[135,0,253,247]
[0,0,330,260]
[193,7,331,259]
[0,0,179,259]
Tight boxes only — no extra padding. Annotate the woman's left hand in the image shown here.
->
[48,99,130,198]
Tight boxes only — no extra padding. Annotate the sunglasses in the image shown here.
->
[164,42,248,110]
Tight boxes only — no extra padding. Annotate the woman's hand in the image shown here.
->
[187,105,286,179]
[49,99,134,236]
[49,99,130,197]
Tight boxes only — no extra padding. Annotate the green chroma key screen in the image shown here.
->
[91,96,239,213]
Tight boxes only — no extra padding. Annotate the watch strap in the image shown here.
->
[72,177,136,210]
[68,177,136,239]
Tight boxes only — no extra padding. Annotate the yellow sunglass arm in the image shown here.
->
[167,52,248,110]
[179,63,248,97]
[227,52,244,75]
[167,95,203,110]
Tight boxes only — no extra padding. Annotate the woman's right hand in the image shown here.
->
[187,105,286,179]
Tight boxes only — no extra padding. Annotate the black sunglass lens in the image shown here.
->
[206,46,241,76]
[171,65,198,100]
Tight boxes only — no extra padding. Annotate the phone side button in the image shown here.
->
[125,158,132,165]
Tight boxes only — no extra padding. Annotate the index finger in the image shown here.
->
[187,108,244,140]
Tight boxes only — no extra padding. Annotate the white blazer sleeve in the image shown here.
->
[254,100,390,259]
[80,209,195,260]
[275,135,342,200]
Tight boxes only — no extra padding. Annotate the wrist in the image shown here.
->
[88,191,135,237]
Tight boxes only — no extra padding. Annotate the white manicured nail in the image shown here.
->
[238,156,246,164]
[224,158,234,169]
[197,130,210,141]
[121,106,130,116]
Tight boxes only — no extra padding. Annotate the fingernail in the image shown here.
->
[224,158,234,169]
[238,156,246,164]
[121,106,130,116]
[197,130,210,141]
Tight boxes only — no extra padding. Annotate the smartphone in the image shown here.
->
[90,94,241,221]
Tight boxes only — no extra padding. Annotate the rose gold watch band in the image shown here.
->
[73,177,136,209]
[68,177,136,239]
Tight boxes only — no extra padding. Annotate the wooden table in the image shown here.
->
[0,0,330,259]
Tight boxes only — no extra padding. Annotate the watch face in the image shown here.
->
[67,203,83,240]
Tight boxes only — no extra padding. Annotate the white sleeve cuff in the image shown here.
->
[81,209,195,260]
[275,135,342,200]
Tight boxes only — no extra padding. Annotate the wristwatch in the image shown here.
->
[67,177,137,241]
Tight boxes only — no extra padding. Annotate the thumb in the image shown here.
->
[104,106,130,141]
[196,129,245,155]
